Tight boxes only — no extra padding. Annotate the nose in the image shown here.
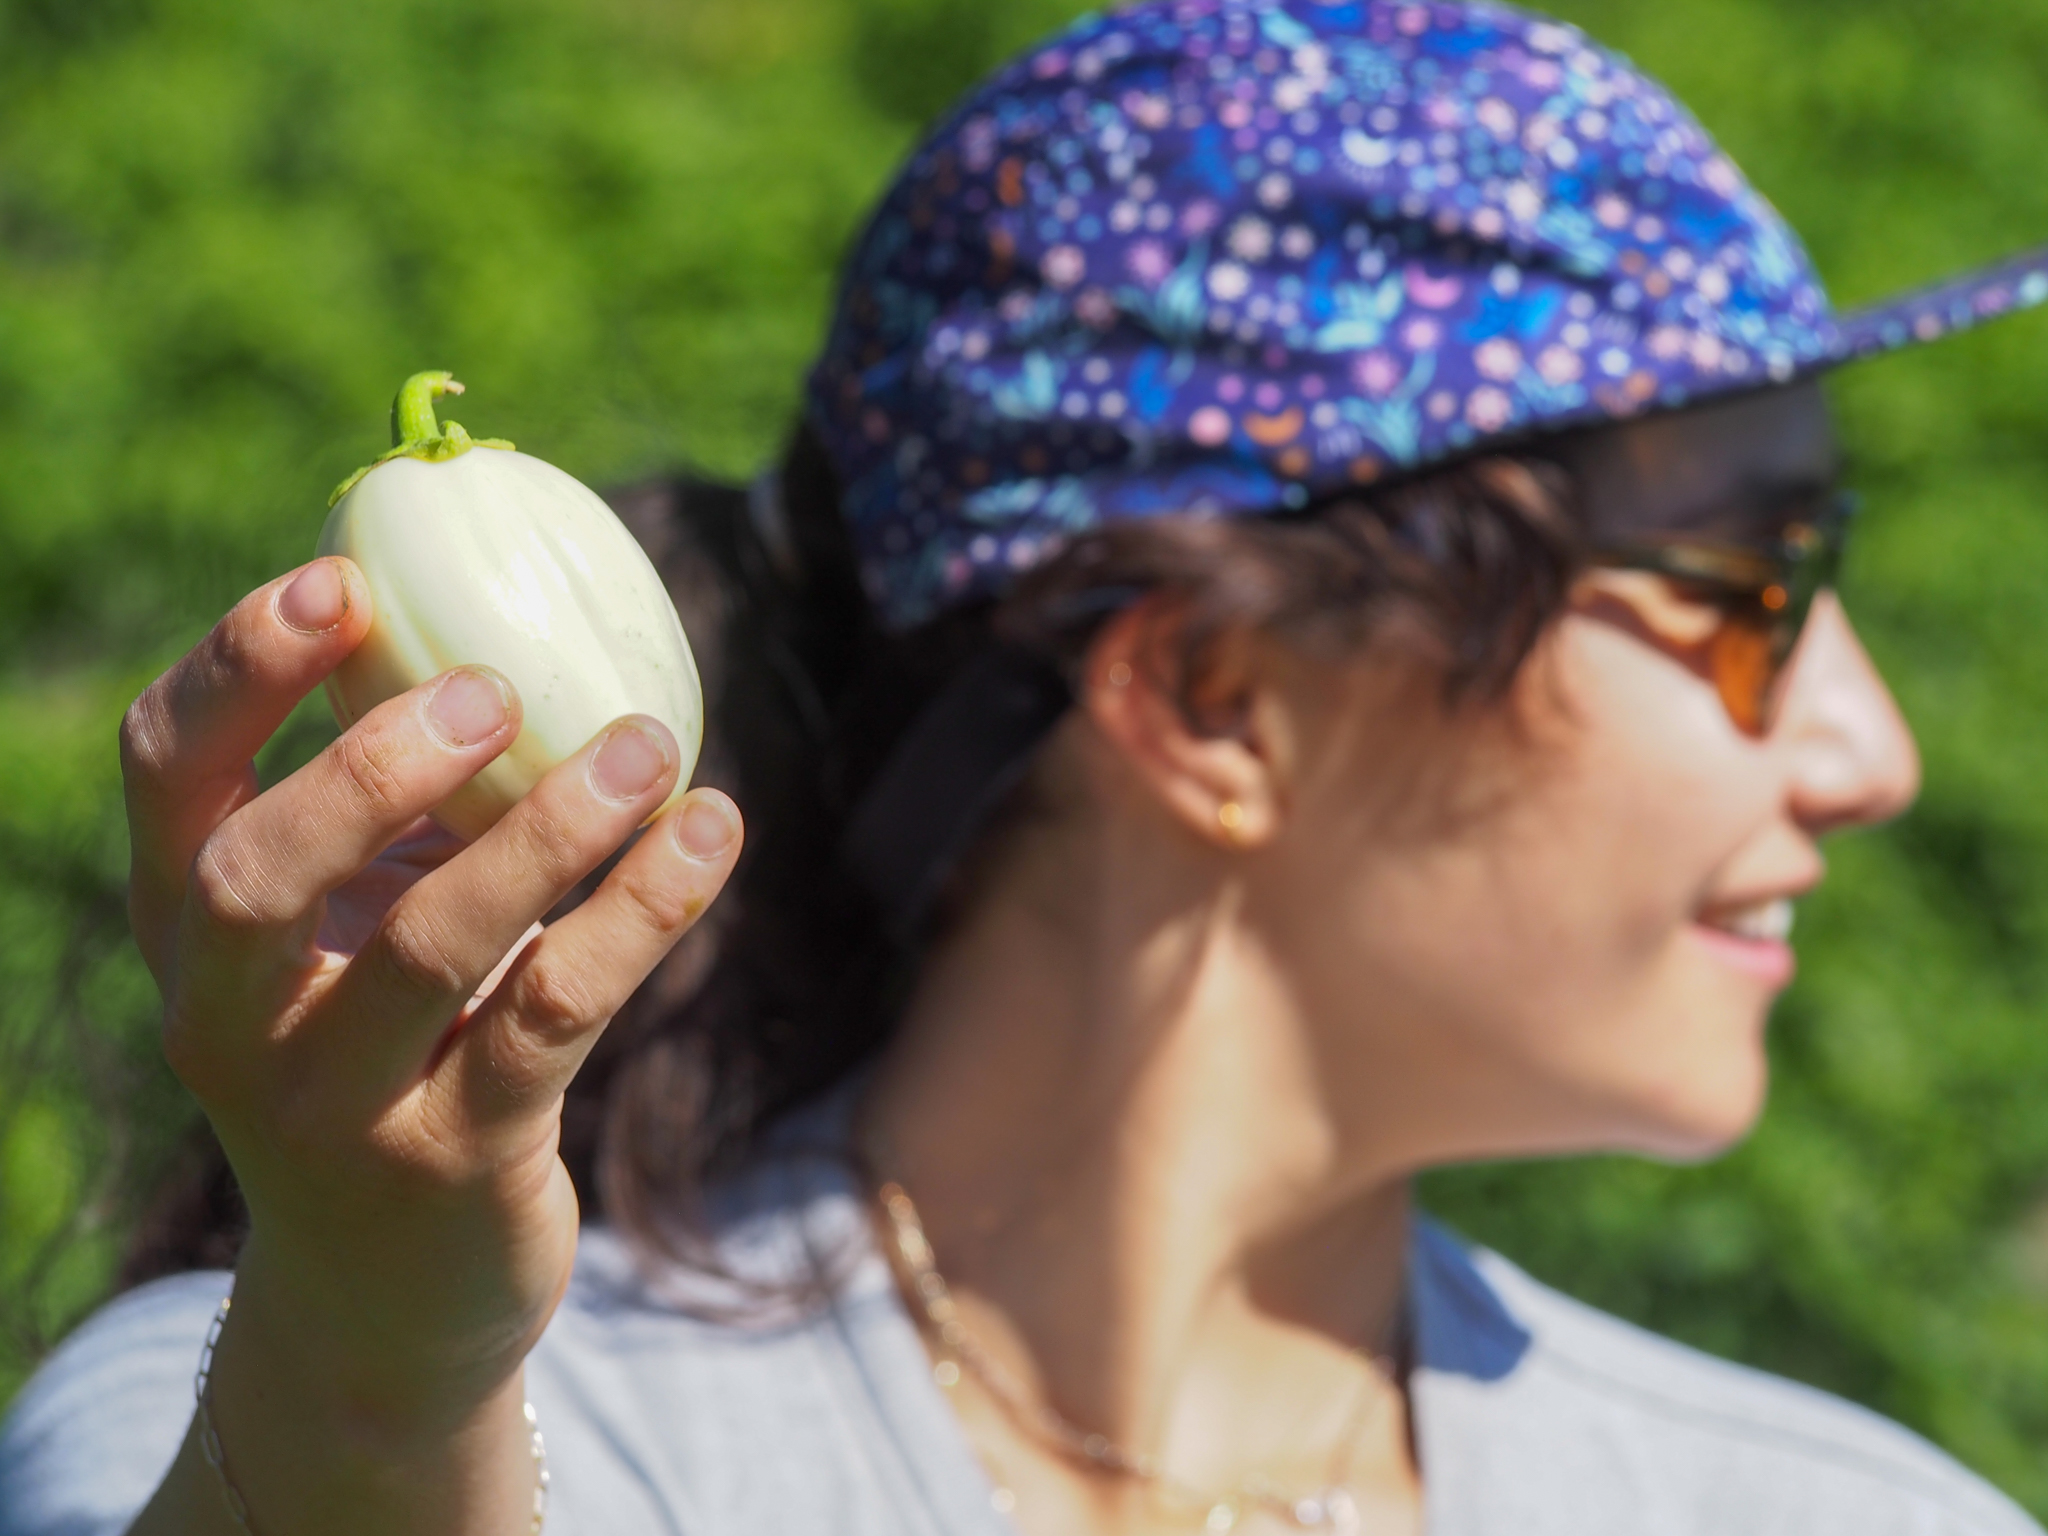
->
[1774,592,1921,834]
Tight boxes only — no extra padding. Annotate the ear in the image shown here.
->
[1077,596,1294,851]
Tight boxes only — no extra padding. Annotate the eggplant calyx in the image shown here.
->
[328,370,516,507]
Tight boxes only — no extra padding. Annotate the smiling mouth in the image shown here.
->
[1697,897,1795,944]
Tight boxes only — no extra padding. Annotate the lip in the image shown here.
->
[1689,921,1796,988]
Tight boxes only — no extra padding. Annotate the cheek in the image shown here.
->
[1529,617,1757,953]
[1291,621,1785,1157]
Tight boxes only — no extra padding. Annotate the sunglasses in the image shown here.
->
[1586,490,1858,736]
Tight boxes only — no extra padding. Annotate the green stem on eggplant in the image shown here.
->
[329,369,516,507]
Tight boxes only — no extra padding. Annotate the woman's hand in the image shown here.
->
[120,556,741,1535]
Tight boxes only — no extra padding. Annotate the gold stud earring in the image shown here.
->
[1217,801,1247,838]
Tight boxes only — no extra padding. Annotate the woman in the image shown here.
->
[3,3,2046,1533]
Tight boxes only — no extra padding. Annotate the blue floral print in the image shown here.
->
[806,0,2048,629]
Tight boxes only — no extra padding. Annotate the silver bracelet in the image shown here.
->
[195,1294,550,1533]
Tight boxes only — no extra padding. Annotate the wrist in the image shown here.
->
[196,1291,544,1536]
[220,1245,544,1450]
[226,1204,568,1423]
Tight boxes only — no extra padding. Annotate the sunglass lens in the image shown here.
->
[1726,494,1855,735]
[1710,612,1777,735]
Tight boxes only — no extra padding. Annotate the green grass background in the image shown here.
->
[4,0,2048,1511]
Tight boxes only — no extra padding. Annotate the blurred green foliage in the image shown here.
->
[1,0,2046,1513]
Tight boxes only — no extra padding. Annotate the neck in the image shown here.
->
[857,786,1416,1482]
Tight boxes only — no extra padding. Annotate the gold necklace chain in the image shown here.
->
[876,1181,1399,1534]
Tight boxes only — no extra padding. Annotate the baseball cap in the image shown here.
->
[806,0,2048,630]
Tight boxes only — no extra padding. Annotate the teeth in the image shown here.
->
[1708,898,1794,943]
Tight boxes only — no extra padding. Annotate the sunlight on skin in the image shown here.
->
[856,385,1918,1536]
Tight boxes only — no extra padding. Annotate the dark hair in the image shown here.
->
[119,429,1586,1290]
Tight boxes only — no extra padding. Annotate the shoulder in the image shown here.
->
[1410,1218,2041,1536]
[0,1270,228,1536]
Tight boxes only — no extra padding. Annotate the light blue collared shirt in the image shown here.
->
[1,1145,2036,1536]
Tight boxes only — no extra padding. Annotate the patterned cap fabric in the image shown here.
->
[806,0,2048,629]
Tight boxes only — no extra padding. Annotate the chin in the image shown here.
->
[1619,1045,1772,1163]
[1589,962,1779,1161]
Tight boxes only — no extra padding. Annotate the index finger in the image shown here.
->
[123,559,373,956]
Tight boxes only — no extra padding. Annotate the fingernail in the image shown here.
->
[278,561,347,633]
[676,794,739,859]
[428,668,514,747]
[591,719,673,802]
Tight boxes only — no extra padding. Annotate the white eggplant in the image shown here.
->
[317,371,702,842]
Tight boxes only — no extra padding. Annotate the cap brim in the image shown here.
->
[1830,242,2048,364]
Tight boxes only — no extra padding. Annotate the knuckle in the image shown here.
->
[512,792,596,882]
[508,957,604,1046]
[119,692,175,785]
[374,905,470,1004]
[188,838,271,931]
[331,727,415,824]
[614,860,705,938]
[202,604,267,687]
[370,1096,475,1190]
